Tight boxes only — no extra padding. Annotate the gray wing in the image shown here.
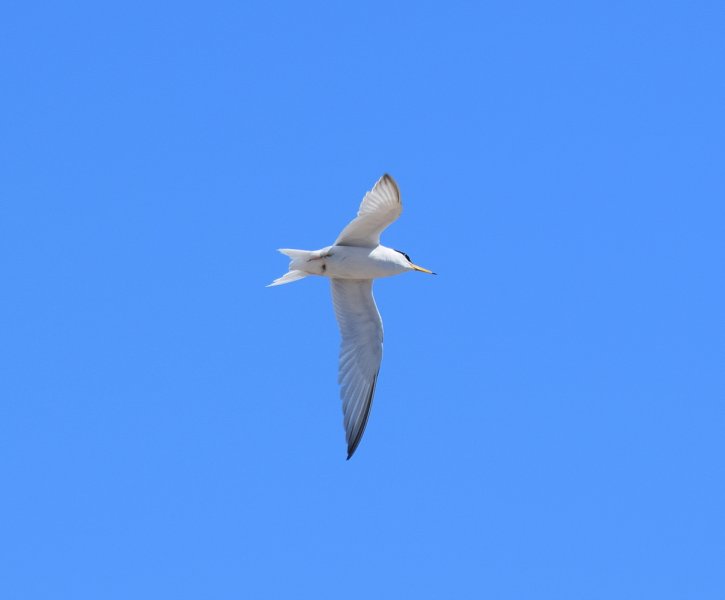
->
[330,279,383,459]
[334,174,402,248]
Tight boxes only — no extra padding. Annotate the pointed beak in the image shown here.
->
[411,263,436,275]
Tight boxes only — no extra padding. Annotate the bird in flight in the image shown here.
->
[268,174,435,459]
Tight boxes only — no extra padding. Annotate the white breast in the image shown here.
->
[322,245,409,280]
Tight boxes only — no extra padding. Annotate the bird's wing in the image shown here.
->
[334,174,402,248]
[330,279,383,459]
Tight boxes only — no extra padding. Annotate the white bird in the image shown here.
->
[269,174,435,459]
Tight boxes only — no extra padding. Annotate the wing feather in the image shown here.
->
[330,279,383,459]
[334,174,402,248]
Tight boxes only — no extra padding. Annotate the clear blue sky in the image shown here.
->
[1,2,724,598]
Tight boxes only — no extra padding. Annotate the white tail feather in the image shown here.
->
[267,269,309,287]
[278,248,311,260]
[268,248,318,287]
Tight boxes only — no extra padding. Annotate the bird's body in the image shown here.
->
[283,245,411,280]
[269,175,434,459]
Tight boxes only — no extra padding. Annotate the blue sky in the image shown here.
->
[1,1,724,598]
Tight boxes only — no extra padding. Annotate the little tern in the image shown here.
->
[269,174,435,459]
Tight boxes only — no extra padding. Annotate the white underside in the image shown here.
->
[294,245,410,280]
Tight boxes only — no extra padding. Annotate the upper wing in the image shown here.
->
[330,279,383,459]
[334,174,402,248]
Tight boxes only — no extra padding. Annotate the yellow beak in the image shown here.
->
[411,264,436,275]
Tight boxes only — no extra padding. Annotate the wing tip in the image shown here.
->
[346,438,362,461]
[346,441,361,460]
[343,371,379,461]
[380,173,400,201]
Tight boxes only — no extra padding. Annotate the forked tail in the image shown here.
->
[267,248,313,287]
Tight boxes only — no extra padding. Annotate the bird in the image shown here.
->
[268,174,435,459]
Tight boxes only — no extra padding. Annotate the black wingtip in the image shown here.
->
[343,373,378,462]
[380,174,400,200]
[345,433,362,461]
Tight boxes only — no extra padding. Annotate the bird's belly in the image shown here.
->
[322,246,400,279]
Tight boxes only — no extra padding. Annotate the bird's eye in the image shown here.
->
[394,249,412,262]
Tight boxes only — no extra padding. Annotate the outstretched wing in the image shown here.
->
[334,174,402,248]
[330,279,383,459]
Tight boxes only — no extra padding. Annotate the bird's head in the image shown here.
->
[394,249,436,275]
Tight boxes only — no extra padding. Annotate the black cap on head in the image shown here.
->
[394,249,411,262]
